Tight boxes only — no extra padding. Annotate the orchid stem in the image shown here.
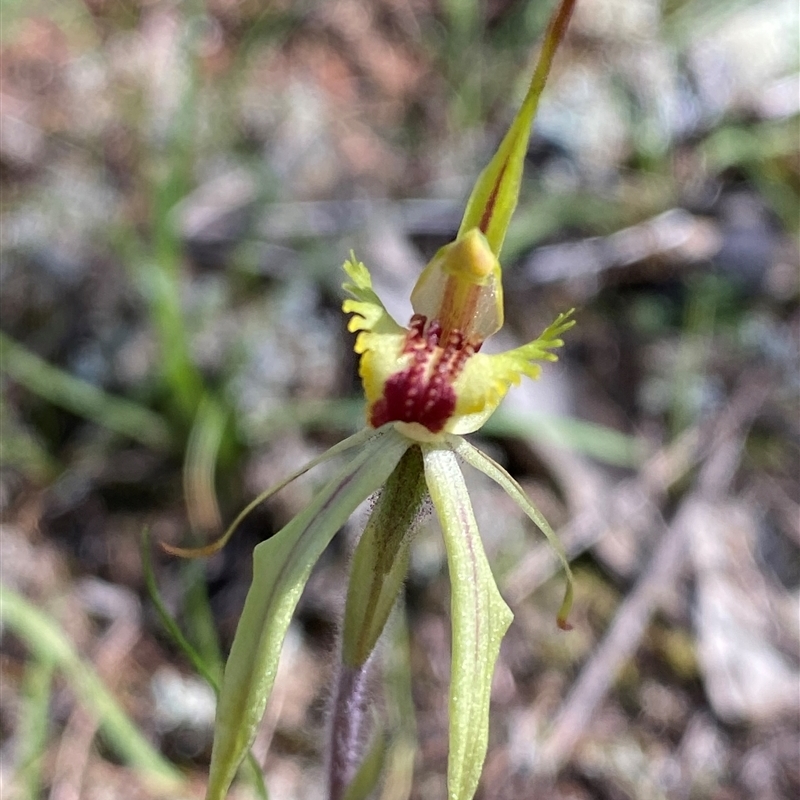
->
[328,656,376,800]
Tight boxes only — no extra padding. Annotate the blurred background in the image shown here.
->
[1,0,798,798]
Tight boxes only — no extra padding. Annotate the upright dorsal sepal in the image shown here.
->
[457,0,578,257]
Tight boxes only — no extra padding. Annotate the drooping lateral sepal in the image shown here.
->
[204,427,409,800]
[447,436,575,629]
[421,445,513,800]
[163,426,383,558]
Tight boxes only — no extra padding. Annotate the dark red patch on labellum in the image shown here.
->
[370,368,457,433]
[369,314,474,433]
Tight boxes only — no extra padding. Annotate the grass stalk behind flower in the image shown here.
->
[0,585,185,792]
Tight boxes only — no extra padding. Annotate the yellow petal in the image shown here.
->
[342,253,405,340]
[342,253,409,416]
[446,310,576,435]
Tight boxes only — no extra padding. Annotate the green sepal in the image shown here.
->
[205,427,409,800]
[448,436,574,629]
[342,446,427,668]
[421,445,514,800]
[165,426,380,558]
[457,0,578,257]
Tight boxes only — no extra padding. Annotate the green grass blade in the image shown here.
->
[143,9,206,422]
[142,528,219,688]
[0,332,172,451]
[182,396,229,682]
[141,529,268,800]
[0,584,184,791]
[0,395,60,481]
[481,409,646,468]
[15,655,55,800]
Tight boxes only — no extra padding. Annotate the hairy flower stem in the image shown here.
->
[327,447,427,798]
[327,656,375,800]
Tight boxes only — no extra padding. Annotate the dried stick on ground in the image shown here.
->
[533,495,687,775]
[532,378,771,775]
[504,374,774,605]
[503,426,698,606]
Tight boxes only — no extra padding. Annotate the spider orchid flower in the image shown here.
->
[188,3,579,799]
